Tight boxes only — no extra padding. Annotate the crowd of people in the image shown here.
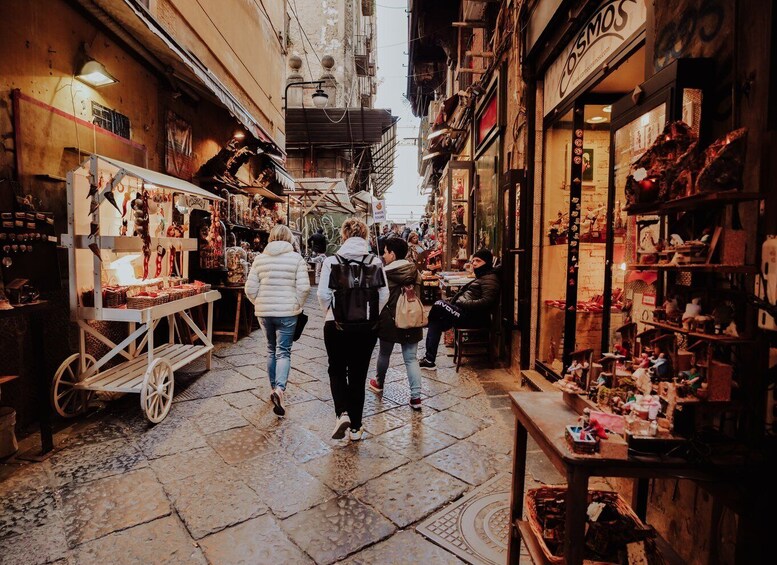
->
[245,217,500,442]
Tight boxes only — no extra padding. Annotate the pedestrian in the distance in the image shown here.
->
[368,237,424,409]
[245,224,310,417]
[318,218,388,440]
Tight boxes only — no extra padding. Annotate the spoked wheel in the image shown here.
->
[140,358,174,424]
[51,353,96,418]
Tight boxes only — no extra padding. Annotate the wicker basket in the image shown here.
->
[525,486,666,565]
[126,293,170,309]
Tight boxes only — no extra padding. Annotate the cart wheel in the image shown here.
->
[141,358,174,424]
[51,353,96,418]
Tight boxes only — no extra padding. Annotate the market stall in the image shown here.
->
[57,155,222,423]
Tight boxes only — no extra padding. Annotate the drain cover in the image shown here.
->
[416,473,511,565]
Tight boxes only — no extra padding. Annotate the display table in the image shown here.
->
[212,285,254,343]
[508,392,694,565]
[0,301,54,458]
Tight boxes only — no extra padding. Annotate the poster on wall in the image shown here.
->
[165,111,193,180]
[582,148,594,181]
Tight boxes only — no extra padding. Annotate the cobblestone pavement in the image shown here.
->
[0,297,554,564]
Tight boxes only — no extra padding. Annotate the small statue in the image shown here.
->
[682,297,702,330]
[680,367,704,391]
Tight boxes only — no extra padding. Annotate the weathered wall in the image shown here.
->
[154,0,287,147]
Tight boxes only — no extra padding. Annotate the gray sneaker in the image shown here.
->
[331,412,351,439]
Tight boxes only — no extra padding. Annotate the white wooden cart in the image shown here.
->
[56,155,223,423]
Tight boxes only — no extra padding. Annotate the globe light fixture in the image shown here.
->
[312,88,329,109]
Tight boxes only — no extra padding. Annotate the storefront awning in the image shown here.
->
[94,154,224,201]
[265,155,296,192]
[288,178,356,215]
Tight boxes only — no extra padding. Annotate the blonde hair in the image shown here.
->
[340,218,368,241]
[269,224,294,244]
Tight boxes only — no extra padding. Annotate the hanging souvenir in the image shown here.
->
[104,190,121,214]
[89,221,99,239]
[88,242,102,261]
[155,245,166,278]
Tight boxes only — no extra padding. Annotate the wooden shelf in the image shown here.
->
[644,321,754,344]
[626,263,757,273]
[62,235,197,252]
[625,190,762,216]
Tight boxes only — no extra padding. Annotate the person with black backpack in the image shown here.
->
[317,218,388,441]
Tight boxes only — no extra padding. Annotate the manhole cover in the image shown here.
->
[416,473,511,565]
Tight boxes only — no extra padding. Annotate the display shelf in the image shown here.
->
[224,221,266,232]
[63,234,198,252]
[76,290,220,323]
[626,263,758,273]
[78,343,210,393]
[625,190,762,216]
[644,321,755,344]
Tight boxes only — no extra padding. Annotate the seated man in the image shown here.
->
[419,248,500,369]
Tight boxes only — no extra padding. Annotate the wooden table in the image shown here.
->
[212,285,254,343]
[508,392,696,565]
[0,301,55,458]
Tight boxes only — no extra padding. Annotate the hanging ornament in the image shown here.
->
[89,198,100,216]
[104,190,121,214]
[121,192,131,218]
[89,221,99,239]
[88,242,102,261]
[155,245,166,278]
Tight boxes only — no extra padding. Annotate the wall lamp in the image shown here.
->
[283,80,328,111]
[76,58,118,88]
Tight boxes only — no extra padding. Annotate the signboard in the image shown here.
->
[476,94,498,147]
[372,199,386,222]
[543,0,646,116]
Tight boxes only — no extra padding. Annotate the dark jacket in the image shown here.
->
[451,268,500,326]
[378,259,423,344]
[308,232,327,254]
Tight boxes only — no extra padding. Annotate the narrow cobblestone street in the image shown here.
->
[0,298,555,564]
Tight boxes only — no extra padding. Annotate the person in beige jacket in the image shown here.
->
[245,225,310,417]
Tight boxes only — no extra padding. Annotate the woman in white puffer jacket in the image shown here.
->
[245,224,310,417]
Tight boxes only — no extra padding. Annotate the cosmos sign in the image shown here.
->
[543,0,646,116]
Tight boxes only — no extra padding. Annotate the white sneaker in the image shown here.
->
[331,412,351,439]
[349,427,365,441]
[271,387,285,417]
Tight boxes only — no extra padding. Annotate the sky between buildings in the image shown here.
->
[375,1,427,225]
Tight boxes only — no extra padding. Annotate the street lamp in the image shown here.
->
[283,80,329,110]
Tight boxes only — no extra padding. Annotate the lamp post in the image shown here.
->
[283,80,329,111]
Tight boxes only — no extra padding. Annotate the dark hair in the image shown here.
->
[316,227,323,234]
[384,236,408,258]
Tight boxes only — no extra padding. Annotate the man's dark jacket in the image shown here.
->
[308,232,327,254]
[451,268,500,326]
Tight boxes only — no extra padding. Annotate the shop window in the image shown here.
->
[475,142,500,260]
[537,110,572,374]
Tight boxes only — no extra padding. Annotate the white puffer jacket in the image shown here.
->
[245,241,310,317]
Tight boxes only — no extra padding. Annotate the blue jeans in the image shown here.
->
[375,339,422,400]
[260,316,298,391]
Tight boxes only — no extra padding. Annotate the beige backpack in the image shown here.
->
[395,284,427,329]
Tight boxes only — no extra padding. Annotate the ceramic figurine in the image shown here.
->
[682,298,702,330]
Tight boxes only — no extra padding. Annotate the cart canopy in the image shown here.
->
[94,155,225,201]
[288,178,356,215]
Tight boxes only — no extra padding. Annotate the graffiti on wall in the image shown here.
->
[654,0,732,125]
[291,213,346,254]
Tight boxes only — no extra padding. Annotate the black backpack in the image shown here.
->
[328,254,385,331]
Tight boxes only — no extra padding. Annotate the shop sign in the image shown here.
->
[543,0,646,116]
[372,199,387,222]
[476,94,498,147]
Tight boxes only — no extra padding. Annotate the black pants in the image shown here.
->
[424,300,478,361]
[323,321,378,430]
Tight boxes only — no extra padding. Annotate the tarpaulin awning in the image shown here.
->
[285,108,397,148]
[94,154,224,201]
[288,178,356,215]
[266,155,296,191]
[350,190,374,213]
[242,185,286,203]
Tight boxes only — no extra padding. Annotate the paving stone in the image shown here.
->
[447,380,485,398]
[281,494,395,564]
[206,426,280,465]
[425,441,510,486]
[238,400,285,430]
[422,409,482,439]
[167,396,249,435]
[59,468,170,547]
[149,446,229,485]
[360,388,401,416]
[134,420,208,459]
[291,359,328,379]
[173,371,255,401]
[1,468,59,538]
[299,379,335,401]
[57,418,129,449]
[303,441,409,492]
[293,346,325,360]
[375,423,458,460]
[354,461,467,527]
[279,385,317,405]
[361,409,407,436]
[527,450,565,484]
[221,390,262,410]
[73,515,206,564]
[448,393,499,426]
[222,352,263,367]
[199,514,312,565]
[234,453,335,519]
[163,469,266,539]
[231,364,268,381]
[422,391,463,411]
[48,438,148,487]
[266,422,332,463]
[341,529,466,565]
[0,520,69,565]
[468,424,514,456]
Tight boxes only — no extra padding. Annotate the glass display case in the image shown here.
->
[440,161,473,270]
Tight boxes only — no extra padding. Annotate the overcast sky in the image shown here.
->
[375,1,426,224]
